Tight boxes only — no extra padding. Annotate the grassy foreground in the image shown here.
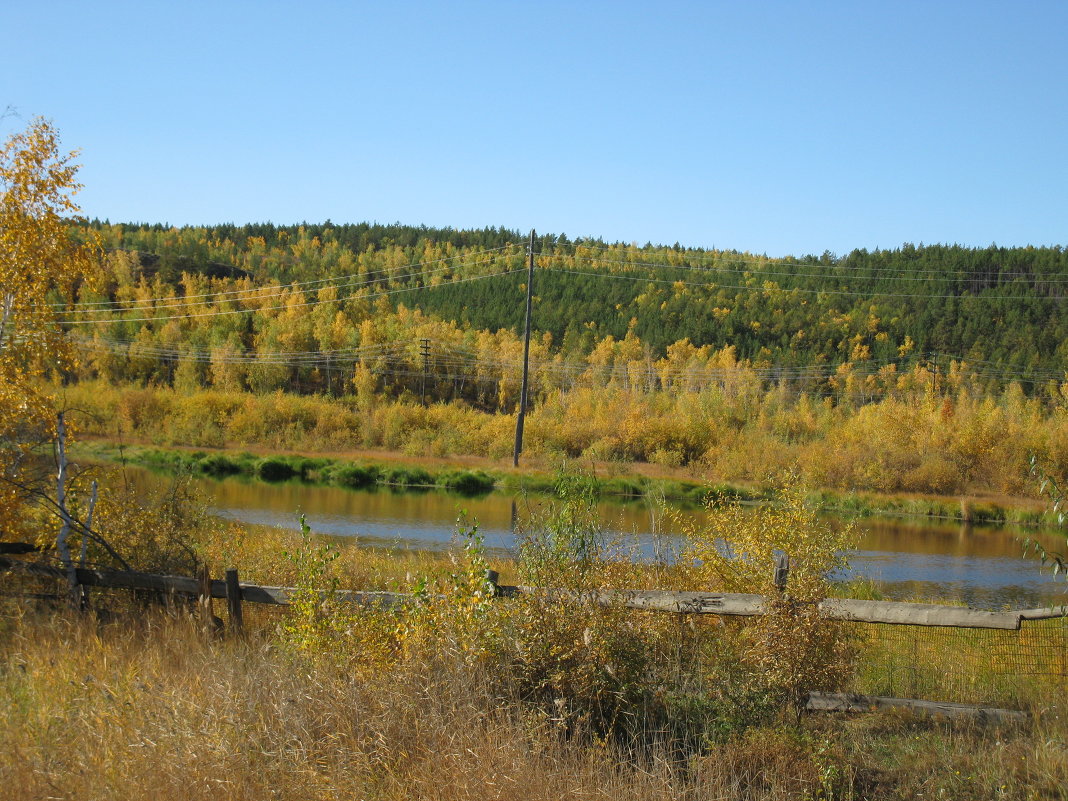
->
[3,605,1067,801]
[3,468,1067,799]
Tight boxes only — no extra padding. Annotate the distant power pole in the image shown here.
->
[513,230,536,467]
[420,338,430,406]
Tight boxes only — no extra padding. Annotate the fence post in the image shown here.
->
[773,552,790,593]
[78,480,99,611]
[55,412,80,608]
[225,568,244,635]
[198,564,221,637]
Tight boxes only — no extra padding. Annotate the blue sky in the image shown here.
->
[4,1,1066,256]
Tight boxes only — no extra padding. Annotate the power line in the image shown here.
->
[56,240,1067,319]
[55,263,459,316]
[57,253,514,318]
[73,332,1066,389]
[566,253,1068,285]
[60,266,525,326]
[52,243,520,311]
[549,241,1068,281]
[544,264,1067,302]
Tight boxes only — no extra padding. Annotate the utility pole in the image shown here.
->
[419,338,430,406]
[513,229,535,467]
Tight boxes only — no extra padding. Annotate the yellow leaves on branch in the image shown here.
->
[680,485,856,601]
[679,486,860,699]
[1,117,101,533]
[1,118,99,372]
[1,116,96,356]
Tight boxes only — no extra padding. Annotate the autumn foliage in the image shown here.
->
[0,118,99,538]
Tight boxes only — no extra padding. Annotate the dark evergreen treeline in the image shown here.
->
[404,242,1068,371]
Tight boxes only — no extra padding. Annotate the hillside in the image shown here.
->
[71,221,1067,387]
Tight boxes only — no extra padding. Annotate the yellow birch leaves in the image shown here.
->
[0,118,99,537]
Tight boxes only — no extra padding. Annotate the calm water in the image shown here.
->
[126,468,1067,609]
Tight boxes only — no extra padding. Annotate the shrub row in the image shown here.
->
[128,448,499,497]
[110,444,755,507]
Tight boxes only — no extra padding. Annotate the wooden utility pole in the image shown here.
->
[513,230,536,467]
[419,338,430,406]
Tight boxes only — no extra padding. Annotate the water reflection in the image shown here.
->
[123,468,1067,609]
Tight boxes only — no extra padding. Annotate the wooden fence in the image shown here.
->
[5,553,1061,629]
[2,553,1062,724]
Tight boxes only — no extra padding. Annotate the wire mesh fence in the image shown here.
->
[848,618,1068,709]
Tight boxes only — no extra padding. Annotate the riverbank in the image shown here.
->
[73,438,1055,530]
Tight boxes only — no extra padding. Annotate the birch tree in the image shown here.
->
[0,118,98,541]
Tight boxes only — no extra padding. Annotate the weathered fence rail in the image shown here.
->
[804,691,1030,724]
[507,586,1031,629]
[1,554,1060,628]
[0,556,413,609]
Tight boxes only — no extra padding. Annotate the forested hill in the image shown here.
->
[75,221,1068,381]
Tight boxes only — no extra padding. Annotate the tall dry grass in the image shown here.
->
[0,607,834,801]
[3,604,1067,801]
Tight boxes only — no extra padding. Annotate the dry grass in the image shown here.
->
[2,605,1067,801]
[0,607,800,801]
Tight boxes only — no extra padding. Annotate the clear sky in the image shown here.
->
[4,1,1066,257]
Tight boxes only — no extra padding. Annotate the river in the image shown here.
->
[126,468,1067,609]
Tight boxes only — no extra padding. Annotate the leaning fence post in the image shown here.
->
[225,568,244,635]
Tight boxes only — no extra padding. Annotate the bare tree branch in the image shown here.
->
[0,473,131,571]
